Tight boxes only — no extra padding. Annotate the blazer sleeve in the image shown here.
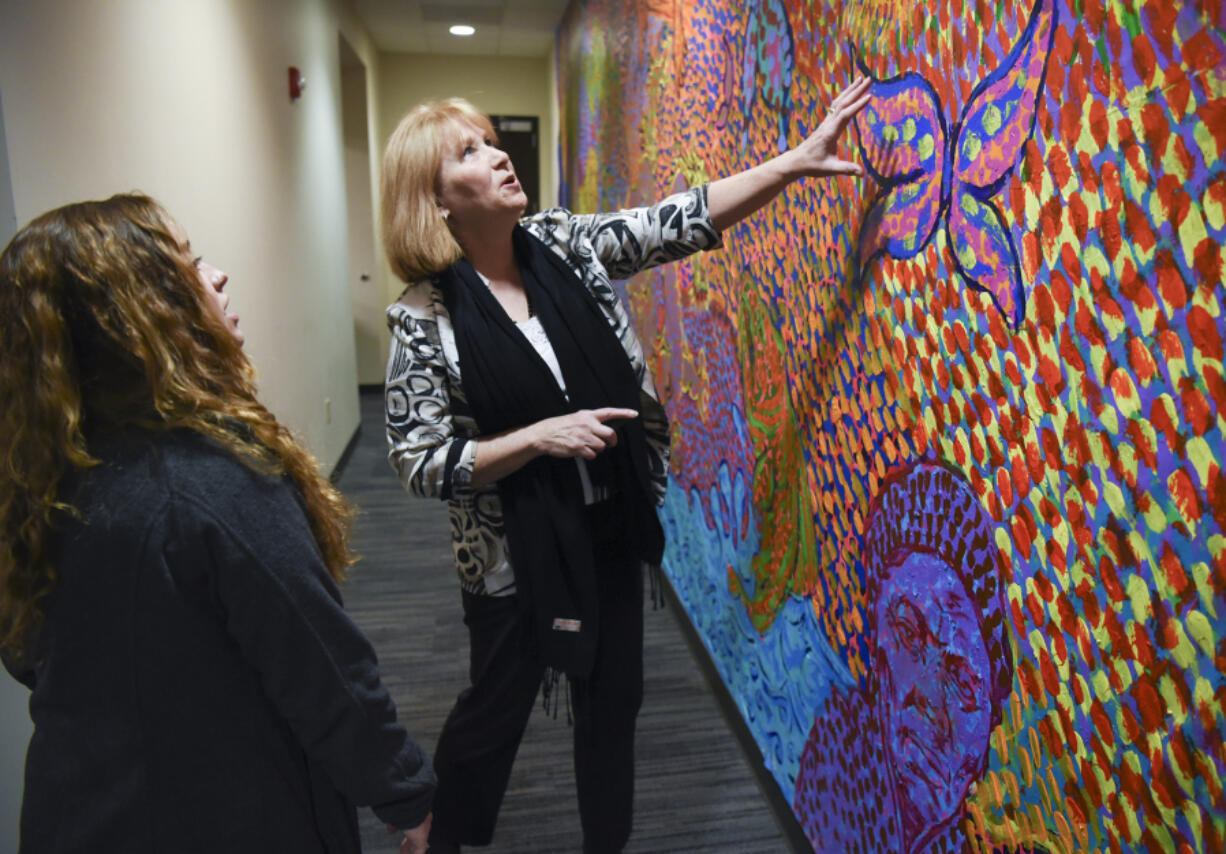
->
[167,473,436,830]
[570,184,722,280]
[384,297,476,501]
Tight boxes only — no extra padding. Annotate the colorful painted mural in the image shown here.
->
[556,0,1224,852]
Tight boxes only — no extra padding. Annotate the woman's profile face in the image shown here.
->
[434,119,527,231]
[171,222,243,346]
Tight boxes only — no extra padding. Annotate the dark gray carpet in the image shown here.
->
[335,390,791,853]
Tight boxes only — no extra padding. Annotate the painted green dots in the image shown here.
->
[962,131,983,163]
[983,104,1003,135]
[958,239,979,269]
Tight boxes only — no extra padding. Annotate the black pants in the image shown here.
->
[429,505,644,853]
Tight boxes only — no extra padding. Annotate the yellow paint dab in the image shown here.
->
[1117,441,1140,487]
[1123,146,1150,205]
[1192,562,1217,619]
[1161,136,1192,185]
[1049,515,1070,554]
[1159,667,1192,719]
[1126,572,1154,624]
[1185,609,1214,659]
[1128,530,1157,574]
[1148,182,1170,226]
[1179,204,1210,270]
[1103,479,1129,521]
[1112,655,1135,693]
[1074,672,1093,713]
[1023,178,1043,230]
[1203,177,1225,232]
[1110,368,1141,418]
[995,526,1013,557]
[1154,392,1184,433]
[1149,813,1179,847]
[1178,801,1205,853]
[1191,281,1222,317]
[1083,242,1113,279]
[1092,668,1113,703]
[1143,491,1169,534]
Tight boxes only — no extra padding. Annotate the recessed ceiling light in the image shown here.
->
[449,24,475,36]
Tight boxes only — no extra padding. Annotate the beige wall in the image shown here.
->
[342,39,385,386]
[0,82,29,854]
[0,2,388,845]
[0,8,562,840]
[376,52,556,209]
[367,52,557,376]
[0,0,387,475]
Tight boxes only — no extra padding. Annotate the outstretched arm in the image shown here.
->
[708,76,872,232]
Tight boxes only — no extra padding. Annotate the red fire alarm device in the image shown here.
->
[288,67,305,101]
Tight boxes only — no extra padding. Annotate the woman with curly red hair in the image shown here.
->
[0,194,434,853]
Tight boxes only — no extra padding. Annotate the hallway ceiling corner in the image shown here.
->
[351,0,572,57]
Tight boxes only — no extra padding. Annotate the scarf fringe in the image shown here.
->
[538,565,665,728]
[648,562,665,610]
[540,666,574,725]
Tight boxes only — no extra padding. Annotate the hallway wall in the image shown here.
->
[0,3,384,849]
[369,51,557,368]
[0,83,32,854]
[0,0,383,475]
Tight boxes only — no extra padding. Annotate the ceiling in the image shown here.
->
[351,0,573,57]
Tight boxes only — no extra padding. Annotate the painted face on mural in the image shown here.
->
[874,551,992,849]
[435,119,527,231]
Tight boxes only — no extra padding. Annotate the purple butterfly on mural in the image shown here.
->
[852,0,1057,329]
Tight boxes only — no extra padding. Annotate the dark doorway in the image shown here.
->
[490,115,541,215]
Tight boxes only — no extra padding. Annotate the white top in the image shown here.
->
[514,315,610,505]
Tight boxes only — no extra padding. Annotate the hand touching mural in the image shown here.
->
[852,0,1057,329]
[709,75,871,231]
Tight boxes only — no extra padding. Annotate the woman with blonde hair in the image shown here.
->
[0,194,434,853]
[381,82,870,853]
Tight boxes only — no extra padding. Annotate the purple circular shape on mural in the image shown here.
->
[876,551,995,847]
[863,459,1012,725]
[795,459,1013,852]
[864,458,1013,851]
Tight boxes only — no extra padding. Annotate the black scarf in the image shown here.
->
[440,225,664,678]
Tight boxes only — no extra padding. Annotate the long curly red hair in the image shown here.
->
[0,193,354,658]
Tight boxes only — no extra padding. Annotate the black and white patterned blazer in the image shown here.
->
[384,185,721,595]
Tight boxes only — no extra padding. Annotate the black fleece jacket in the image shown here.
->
[6,429,434,853]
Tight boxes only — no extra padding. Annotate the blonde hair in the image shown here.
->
[380,97,496,283]
[0,193,355,658]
